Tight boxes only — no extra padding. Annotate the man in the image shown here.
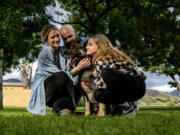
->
[60,24,87,48]
[60,24,91,106]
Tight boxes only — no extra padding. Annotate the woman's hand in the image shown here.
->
[81,82,91,93]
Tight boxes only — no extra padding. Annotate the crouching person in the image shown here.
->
[81,34,146,116]
[27,25,78,116]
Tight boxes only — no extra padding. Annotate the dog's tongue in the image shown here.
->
[65,58,77,69]
[70,58,77,64]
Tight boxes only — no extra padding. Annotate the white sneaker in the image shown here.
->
[133,104,139,111]
[118,102,130,107]
[121,102,136,117]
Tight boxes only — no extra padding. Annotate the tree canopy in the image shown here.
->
[0,0,55,109]
[0,0,53,73]
[54,0,180,90]
[0,0,180,92]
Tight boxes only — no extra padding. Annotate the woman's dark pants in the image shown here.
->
[94,68,146,104]
[44,72,75,113]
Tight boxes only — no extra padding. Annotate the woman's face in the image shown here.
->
[86,38,98,56]
[47,29,60,51]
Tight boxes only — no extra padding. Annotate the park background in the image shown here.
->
[0,0,180,135]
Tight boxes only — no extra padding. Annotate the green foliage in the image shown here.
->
[168,81,179,87]
[0,0,54,73]
[56,0,180,89]
[77,97,85,107]
[137,95,180,106]
[1,107,180,135]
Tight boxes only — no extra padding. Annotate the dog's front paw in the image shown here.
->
[97,103,106,117]
[97,110,106,117]
[85,111,91,116]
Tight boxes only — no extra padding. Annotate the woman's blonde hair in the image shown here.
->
[41,25,59,43]
[89,34,134,64]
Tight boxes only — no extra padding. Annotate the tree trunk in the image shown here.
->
[21,71,29,89]
[0,49,3,110]
[28,65,33,89]
[170,74,180,97]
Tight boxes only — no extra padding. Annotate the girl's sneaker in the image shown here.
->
[118,102,136,117]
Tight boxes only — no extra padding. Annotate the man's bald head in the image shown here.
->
[60,24,78,47]
[60,24,74,33]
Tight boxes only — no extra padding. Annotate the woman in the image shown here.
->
[27,25,82,116]
[81,34,146,116]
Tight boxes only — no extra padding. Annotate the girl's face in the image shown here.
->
[47,29,60,51]
[86,38,98,56]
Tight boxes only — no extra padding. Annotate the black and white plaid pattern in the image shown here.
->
[93,59,146,89]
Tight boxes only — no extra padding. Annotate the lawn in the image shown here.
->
[0,106,180,135]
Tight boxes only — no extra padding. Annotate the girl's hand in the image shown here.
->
[77,58,91,70]
[81,82,91,93]
[70,58,91,76]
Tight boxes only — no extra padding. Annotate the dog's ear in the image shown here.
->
[84,41,88,48]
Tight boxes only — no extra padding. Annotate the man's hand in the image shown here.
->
[81,82,91,93]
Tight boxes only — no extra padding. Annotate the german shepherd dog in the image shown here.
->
[62,41,107,116]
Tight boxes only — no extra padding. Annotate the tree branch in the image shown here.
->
[90,0,120,32]
[125,41,162,57]
[169,74,180,93]
[93,1,110,23]
[95,0,122,23]
[78,0,93,22]
[47,15,91,32]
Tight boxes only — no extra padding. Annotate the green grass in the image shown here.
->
[0,106,180,135]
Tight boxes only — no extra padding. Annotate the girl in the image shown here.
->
[81,34,146,116]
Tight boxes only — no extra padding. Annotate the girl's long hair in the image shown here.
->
[90,34,134,65]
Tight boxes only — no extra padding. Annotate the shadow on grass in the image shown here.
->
[75,112,84,115]
[1,107,27,113]
[140,106,180,111]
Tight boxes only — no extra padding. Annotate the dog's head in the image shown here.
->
[62,41,87,65]
[62,41,86,58]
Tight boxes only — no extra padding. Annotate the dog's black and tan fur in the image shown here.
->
[62,41,107,116]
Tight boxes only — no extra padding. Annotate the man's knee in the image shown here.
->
[53,72,69,86]
[54,71,68,80]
